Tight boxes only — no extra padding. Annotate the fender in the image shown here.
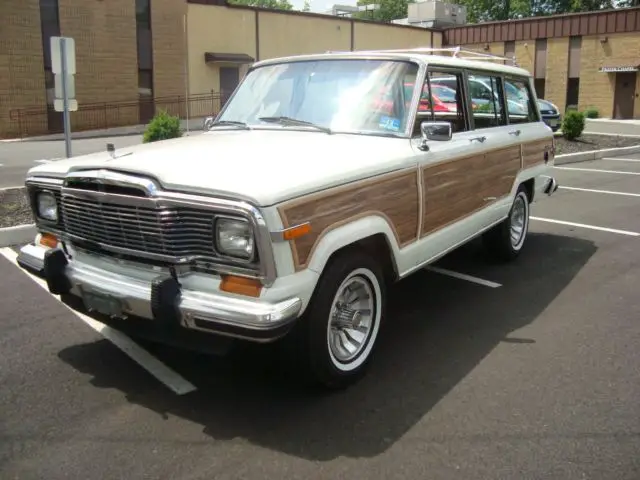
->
[305,215,402,276]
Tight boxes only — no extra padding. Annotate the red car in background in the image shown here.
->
[375,82,458,115]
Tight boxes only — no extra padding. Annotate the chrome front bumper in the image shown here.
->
[27,245,303,343]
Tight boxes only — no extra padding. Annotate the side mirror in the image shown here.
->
[419,121,452,148]
[203,116,214,131]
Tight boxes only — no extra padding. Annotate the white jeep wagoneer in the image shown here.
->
[18,46,558,389]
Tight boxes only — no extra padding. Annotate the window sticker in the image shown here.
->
[379,115,401,132]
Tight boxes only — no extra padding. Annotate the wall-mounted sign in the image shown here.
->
[599,65,639,73]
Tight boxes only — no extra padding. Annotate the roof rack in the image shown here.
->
[327,46,518,66]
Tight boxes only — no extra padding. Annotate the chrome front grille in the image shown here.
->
[61,195,220,261]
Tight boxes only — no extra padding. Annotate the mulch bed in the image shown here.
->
[0,188,33,228]
[554,133,639,155]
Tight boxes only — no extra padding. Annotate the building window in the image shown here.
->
[566,78,580,111]
[39,0,61,107]
[534,79,546,99]
[136,0,154,121]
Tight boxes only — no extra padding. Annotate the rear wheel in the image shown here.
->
[286,249,386,390]
[482,185,530,262]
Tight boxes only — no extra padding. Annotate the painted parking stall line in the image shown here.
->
[554,166,640,176]
[531,217,640,237]
[601,157,640,163]
[558,186,640,198]
[425,266,502,288]
[0,247,198,396]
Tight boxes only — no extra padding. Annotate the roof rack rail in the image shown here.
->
[331,46,518,66]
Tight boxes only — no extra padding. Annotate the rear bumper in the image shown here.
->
[28,245,303,344]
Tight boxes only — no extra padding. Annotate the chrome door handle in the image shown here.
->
[509,129,521,136]
[470,136,487,143]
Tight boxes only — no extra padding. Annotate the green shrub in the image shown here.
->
[143,110,182,143]
[583,106,599,119]
[562,110,586,141]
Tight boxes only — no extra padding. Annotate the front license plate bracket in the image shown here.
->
[80,288,126,319]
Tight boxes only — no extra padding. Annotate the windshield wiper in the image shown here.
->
[258,116,332,134]
[209,120,252,130]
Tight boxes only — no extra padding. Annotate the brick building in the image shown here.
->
[1,1,639,139]
[445,8,640,121]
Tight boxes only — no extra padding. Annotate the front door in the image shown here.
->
[613,72,637,119]
[219,67,240,111]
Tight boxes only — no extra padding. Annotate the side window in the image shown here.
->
[505,77,540,124]
[468,73,507,129]
[411,69,468,136]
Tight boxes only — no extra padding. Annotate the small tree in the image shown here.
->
[562,110,586,141]
[143,110,183,143]
[583,106,600,119]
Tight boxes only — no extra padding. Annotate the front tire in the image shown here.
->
[482,185,530,262]
[288,249,386,390]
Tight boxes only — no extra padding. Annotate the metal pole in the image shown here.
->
[60,37,72,158]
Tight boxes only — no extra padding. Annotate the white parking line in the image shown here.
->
[602,157,640,163]
[554,166,640,176]
[530,217,640,237]
[559,186,640,198]
[424,265,502,288]
[0,247,197,396]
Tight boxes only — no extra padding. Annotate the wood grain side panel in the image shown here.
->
[279,170,420,270]
[421,146,521,237]
[522,138,553,168]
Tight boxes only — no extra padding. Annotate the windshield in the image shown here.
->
[217,59,420,136]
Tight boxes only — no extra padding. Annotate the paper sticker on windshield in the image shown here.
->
[379,116,401,132]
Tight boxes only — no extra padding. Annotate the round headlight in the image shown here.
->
[37,191,58,222]
[215,217,255,260]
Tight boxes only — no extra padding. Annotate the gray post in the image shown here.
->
[60,37,72,158]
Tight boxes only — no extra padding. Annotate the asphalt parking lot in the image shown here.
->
[1,156,639,479]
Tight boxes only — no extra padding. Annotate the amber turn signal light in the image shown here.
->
[282,222,311,241]
[39,233,58,249]
[220,275,262,298]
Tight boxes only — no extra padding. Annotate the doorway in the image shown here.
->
[613,72,637,119]
[219,67,240,111]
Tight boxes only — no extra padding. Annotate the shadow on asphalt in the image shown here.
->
[57,232,597,461]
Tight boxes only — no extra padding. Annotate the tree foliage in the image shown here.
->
[227,0,293,10]
[302,0,311,11]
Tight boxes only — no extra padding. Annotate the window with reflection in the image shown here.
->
[217,59,420,136]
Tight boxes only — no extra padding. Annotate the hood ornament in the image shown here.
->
[106,142,132,160]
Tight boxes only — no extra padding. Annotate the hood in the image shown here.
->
[26,129,416,206]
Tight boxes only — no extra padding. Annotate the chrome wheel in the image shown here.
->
[509,192,528,250]
[326,268,381,372]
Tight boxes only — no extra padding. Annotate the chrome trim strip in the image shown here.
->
[270,222,311,242]
[26,175,279,287]
[64,169,160,197]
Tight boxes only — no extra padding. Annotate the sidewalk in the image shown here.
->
[2,117,207,143]
[584,118,640,137]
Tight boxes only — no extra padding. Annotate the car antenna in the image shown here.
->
[106,143,116,159]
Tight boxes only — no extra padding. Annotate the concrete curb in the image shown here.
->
[0,224,36,248]
[555,144,640,165]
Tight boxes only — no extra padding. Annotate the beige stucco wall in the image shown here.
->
[353,22,432,50]
[258,11,351,59]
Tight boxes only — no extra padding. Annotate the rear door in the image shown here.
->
[463,69,523,227]
[504,75,554,192]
